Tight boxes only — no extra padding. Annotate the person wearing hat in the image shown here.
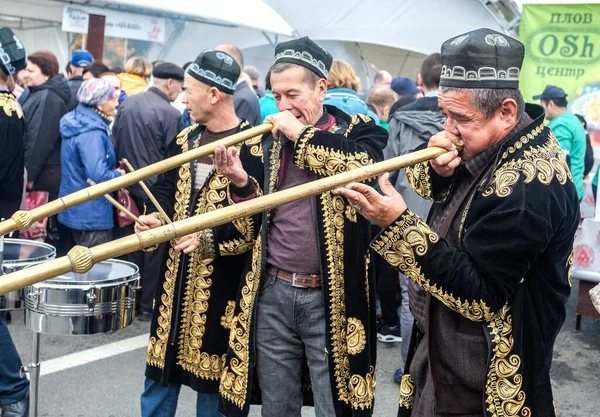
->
[389,77,421,114]
[66,49,94,111]
[534,85,587,200]
[57,78,124,247]
[336,28,579,416]
[112,61,184,319]
[214,36,388,417]
[134,49,260,417]
[0,27,29,417]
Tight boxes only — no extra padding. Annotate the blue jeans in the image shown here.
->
[0,316,29,405]
[399,274,414,365]
[140,378,223,417]
[255,273,335,417]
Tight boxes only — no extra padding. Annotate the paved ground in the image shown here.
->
[5,279,600,417]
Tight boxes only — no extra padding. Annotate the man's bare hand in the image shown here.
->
[213,145,248,187]
[264,110,305,142]
[335,174,407,229]
[134,215,161,233]
[174,233,199,254]
[429,131,463,178]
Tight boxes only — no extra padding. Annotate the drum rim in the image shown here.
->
[31,258,140,288]
[2,238,56,264]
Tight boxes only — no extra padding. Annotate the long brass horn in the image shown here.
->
[0,124,272,236]
[0,146,448,295]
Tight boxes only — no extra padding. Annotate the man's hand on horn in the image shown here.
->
[213,145,249,187]
[334,173,407,229]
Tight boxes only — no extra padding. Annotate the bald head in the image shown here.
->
[373,70,392,88]
[215,44,244,69]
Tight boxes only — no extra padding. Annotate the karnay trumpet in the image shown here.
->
[0,146,451,295]
[0,124,272,236]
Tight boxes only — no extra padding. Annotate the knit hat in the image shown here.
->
[77,78,115,106]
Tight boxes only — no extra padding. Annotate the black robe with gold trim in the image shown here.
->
[218,106,388,417]
[371,105,579,417]
[144,121,263,393]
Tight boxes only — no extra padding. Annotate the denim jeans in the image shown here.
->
[140,378,223,417]
[255,273,335,417]
[399,274,414,364]
[0,317,29,406]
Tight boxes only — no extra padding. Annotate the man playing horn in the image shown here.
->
[336,28,579,417]
[136,50,262,417]
[214,37,388,417]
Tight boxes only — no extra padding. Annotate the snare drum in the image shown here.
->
[0,239,56,311]
[24,259,139,335]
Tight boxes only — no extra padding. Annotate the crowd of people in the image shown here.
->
[0,23,592,417]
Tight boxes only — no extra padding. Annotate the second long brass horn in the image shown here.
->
[0,146,448,295]
[0,124,272,236]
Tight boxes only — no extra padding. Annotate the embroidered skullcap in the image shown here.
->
[440,28,524,89]
[77,78,115,107]
[186,50,240,95]
[273,36,333,79]
[0,28,27,76]
[152,62,184,81]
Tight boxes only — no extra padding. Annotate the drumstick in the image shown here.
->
[121,159,172,224]
[86,179,147,227]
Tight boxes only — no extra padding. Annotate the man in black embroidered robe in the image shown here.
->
[136,50,262,417]
[213,37,388,417]
[336,28,579,417]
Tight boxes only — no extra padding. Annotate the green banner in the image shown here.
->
[520,3,600,142]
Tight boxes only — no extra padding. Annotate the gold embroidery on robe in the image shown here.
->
[405,161,433,201]
[146,127,197,368]
[293,119,374,177]
[221,301,236,330]
[484,126,571,198]
[347,318,366,355]
[372,211,494,322]
[399,374,416,408]
[0,93,23,118]
[485,304,531,417]
[219,235,263,407]
[176,171,229,379]
[321,193,375,409]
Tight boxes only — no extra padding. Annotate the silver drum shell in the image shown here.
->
[0,239,56,311]
[24,259,140,335]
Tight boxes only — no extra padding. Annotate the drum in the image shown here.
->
[0,239,56,311]
[24,259,139,335]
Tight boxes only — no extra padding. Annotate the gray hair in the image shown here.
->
[270,62,321,88]
[244,65,260,81]
[441,87,525,119]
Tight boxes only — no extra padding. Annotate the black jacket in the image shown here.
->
[144,121,261,394]
[0,91,25,219]
[112,87,181,202]
[233,81,260,127]
[67,76,84,112]
[21,74,71,184]
[372,105,580,417]
[219,106,388,417]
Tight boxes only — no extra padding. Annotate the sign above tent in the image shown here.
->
[61,4,165,43]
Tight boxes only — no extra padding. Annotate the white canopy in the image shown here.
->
[98,0,293,35]
[2,0,518,86]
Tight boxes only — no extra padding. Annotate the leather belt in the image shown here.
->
[265,265,322,288]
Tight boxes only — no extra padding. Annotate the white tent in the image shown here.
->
[2,0,520,87]
[0,0,293,67]
[158,0,518,89]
